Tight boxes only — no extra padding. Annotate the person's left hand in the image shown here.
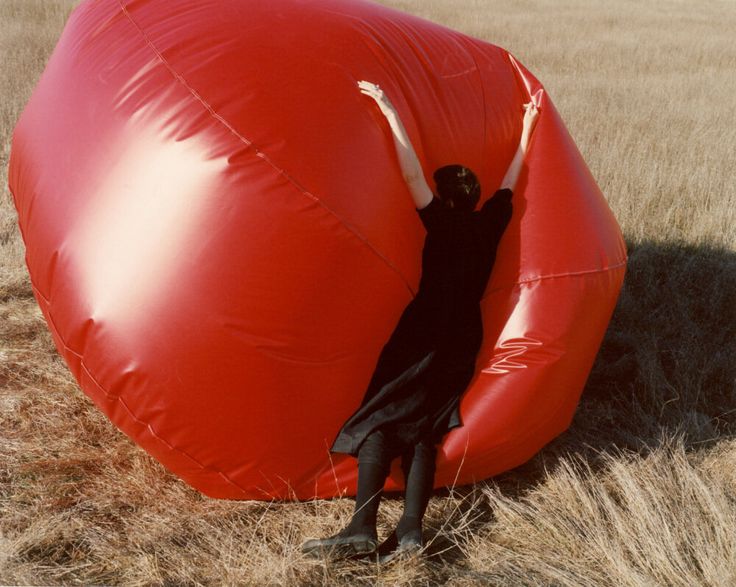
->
[358,80,397,118]
[522,102,540,133]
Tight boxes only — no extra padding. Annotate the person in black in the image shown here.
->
[302,80,540,562]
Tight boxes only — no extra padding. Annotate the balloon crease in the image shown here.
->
[483,258,628,298]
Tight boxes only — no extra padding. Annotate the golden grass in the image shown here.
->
[2,0,735,584]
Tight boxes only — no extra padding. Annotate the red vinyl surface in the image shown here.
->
[8,0,627,500]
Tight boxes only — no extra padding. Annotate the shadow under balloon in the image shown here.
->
[417,239,736,563]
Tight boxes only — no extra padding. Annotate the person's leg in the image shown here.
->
[378,437,437,561]
[341,428,394,537]
[302,429,395,557]
[396,438,436,542]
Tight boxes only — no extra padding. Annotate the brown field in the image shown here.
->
[1,0,735,584]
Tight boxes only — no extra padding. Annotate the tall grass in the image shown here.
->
[2,0,735,584]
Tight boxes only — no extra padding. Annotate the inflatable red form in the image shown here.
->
[8,0,626,500]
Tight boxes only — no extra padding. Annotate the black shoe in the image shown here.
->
[301,532,378,559]
[377,530,423,564]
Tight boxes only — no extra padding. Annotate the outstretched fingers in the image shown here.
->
[523,101,540,123]
[358,80,383,100]
[357,80,397,117]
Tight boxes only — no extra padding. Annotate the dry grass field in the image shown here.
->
[1,0,735,584]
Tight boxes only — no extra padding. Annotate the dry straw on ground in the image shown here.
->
[1,0,735,585]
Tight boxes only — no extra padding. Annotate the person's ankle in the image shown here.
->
[340,519,377,540]
[395,515,422,541]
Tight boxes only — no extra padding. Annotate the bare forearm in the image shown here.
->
[386,112,424,186]
[358,80,433,209]
[384,112,433,209]
[499,135,530,192]
[500,103,538,192]
[500,145,523,191]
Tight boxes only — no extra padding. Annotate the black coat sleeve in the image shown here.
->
[416,195,445,232]
[479,188,513,247]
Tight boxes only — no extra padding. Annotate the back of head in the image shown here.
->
[433,165,480,213]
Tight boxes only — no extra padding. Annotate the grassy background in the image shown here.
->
[1,0,735,584]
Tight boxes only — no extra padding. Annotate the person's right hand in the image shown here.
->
[358,80,397,118]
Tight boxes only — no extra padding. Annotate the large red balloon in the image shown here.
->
[9,0,626,499]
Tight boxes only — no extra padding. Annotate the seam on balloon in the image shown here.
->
[483,258,628,297]
[114,0,416,297]
[111,392,252,496]
[28,279,251,498]
[28,277,50,305]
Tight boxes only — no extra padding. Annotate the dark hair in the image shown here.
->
[433,165,480,212]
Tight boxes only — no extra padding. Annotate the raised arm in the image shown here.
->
[358,80,434,210]
[499,102,540,192]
